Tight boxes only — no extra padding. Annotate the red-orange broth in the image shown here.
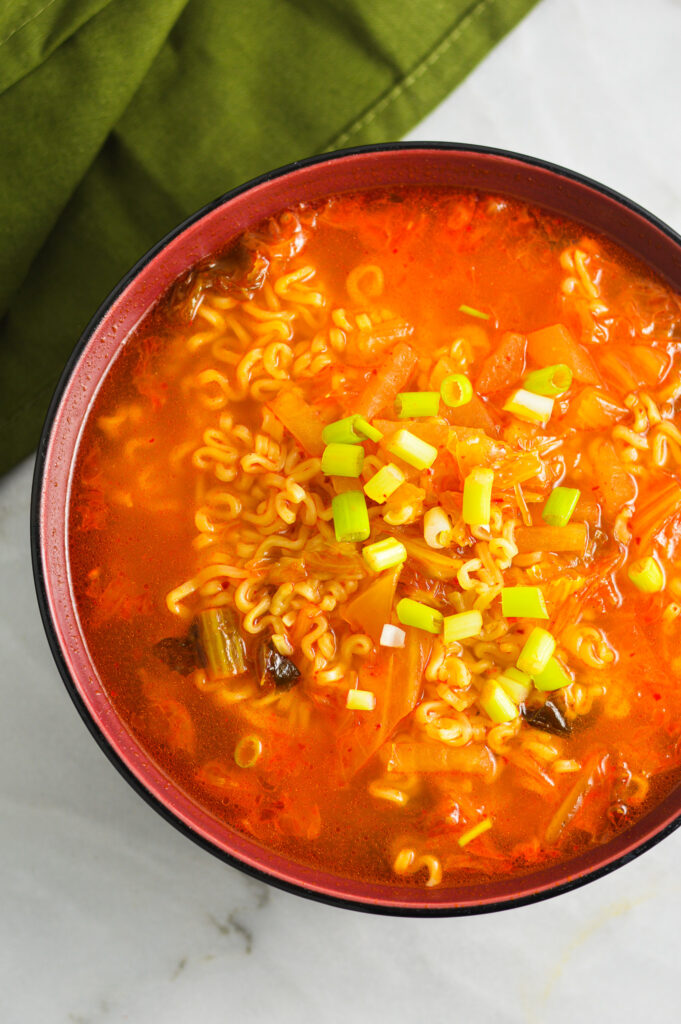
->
[69,188,681,887]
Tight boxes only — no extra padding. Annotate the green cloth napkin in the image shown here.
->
[0,0,538,475]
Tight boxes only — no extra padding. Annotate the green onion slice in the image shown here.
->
[346,688,376,711]
[388,428,438,470]
[379,624,406,648]
[523,364,573,397]
[459,304,490,320]
[503,388,554,425]
[499,667,532,704]
[363,463,405,504]
[628,555,665,593]
[332,490,371,542]
[479,679,519,723]
[501,586,548,619]
[542,486,581,528]
[440,373,473,408]
[321,443,364,478]
[462,467,494,526]
[394,391,440,418]
[362,537,408,573]
[354,415,383,442]
[396,597,443,634]
[533,656,572,692]
[321,414,383,445]
[234,734,263,768]
[442,610,483,643]
[516,627,556,676]
[322,416,363,445]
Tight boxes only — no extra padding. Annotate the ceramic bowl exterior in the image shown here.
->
[32,144,681,914]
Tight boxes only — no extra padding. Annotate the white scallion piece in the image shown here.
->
[379,624,406,648]
[503,388,554,425]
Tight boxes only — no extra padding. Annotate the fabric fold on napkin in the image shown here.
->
[0,0,539,475]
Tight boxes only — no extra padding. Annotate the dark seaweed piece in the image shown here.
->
[257,641,301,691]
[522,700,571,737]
[153,635,198,676]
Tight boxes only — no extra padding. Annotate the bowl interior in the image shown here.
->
[34,144,681,914]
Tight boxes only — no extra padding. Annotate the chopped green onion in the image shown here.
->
[354,415,383,442]
[542,486,581,528]
[380,624,406,648]
[396,597,443,634]
[524,363,573,397]
[322,416,363,445]
[321,414,383,444]
[332,490,370,542]
[462,467,494,526]
[533,656,572,692]
[479,679,520,723]
[503,388,554,425]
[628,555,665,593]
[458,817,492,847]
[517,627,556,675]
[440,373,473,408]
[346,688,376,711]
[321,443,364,477]
[362,537,408,573]
[501,586,548,619]
[459,304,490,321]
[363,463,405,503]
[234,734,263,768]
[394,391,441,418]
[499,667,532,704]
[423,507,452,549]
[442,610,483,643]
[388,428,438,470]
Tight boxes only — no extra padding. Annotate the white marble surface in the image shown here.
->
[3,0,681,1020]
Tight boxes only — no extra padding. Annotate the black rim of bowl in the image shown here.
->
[30,141,681,916]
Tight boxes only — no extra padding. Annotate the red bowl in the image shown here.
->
[31,143,681,915]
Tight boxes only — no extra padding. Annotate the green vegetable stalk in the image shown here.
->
[195,607,246,679]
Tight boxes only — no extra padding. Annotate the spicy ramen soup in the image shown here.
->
[70,188,681,887]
